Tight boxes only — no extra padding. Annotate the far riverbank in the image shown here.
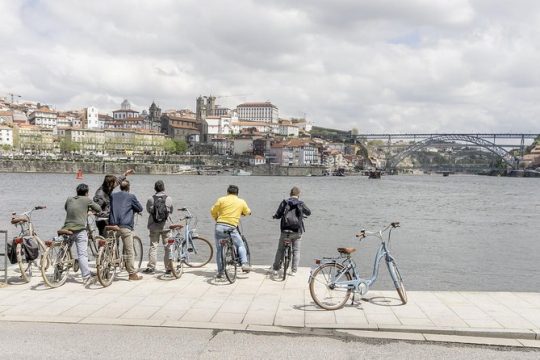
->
[0,159,325,176]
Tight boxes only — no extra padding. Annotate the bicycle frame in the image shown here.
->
[12,206,47,251]
[315,224,399,293]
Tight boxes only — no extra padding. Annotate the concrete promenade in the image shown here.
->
[0,264,539,349]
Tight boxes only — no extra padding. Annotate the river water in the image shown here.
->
[0,173,538,292]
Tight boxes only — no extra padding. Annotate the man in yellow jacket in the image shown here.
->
[210,185,251,278]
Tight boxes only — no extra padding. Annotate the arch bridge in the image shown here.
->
[351,133,538,171]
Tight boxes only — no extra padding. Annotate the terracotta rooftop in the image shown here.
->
[237,102,277,109]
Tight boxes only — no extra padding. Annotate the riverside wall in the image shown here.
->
[0,159,326,176]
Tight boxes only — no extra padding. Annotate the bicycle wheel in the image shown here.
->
[387,259,407,304]
[183,236,213,268]
[169,243,183,279]
[242,235,251,266]
[222,244,237,284]
[16,243,32,283]
[132,235,143,271]
[41,243,70,288]
[309,262,352,310]
[96,244,116,287]
[282,245,291,281]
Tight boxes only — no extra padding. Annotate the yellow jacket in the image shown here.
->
[210,194,251,227]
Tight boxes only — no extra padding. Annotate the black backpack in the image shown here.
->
[283,202,302,231]
[152,194,169,223]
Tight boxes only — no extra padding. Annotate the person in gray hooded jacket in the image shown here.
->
[271,186,311,276]
[143,180,174,275]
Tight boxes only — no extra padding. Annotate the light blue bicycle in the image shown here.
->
[165,208,213,279]
[309,222,407,310]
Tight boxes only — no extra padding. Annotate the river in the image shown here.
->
[0,173,538,292]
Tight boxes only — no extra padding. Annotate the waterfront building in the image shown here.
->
[236,102,278,123]
[270,138,321,166]
[523,145,540,168]
[17,125,56,153]
[249,155,266,166]
[28,106,58,128]
[0,126,13,147]
[113,99,140,120]
[63,128,166,155]
[291,118,313,133]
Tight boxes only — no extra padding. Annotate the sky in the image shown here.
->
[1,0,540,133]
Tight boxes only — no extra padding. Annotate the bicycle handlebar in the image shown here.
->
[355,222,401,240]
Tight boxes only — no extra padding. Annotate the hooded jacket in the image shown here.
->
[273,197,311,233]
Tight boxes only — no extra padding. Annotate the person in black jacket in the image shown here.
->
[271,186,311,276]
[93,169,133,236]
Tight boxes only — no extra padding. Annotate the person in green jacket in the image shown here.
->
[63,183,101,284]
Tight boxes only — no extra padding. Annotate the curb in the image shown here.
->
[0,316,538,349]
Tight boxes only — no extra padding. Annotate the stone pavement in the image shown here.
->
[0,264,539,348]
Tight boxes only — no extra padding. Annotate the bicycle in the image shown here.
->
[220,227,251,284]
[165,207,213,279]
[10,205,48,283]
[309,222,407,310]
[95,225,143,287]
[40,229,80,288]
[279,230,295,281]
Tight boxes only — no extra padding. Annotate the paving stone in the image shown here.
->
[340,329,426,341]
[518,339,540,348]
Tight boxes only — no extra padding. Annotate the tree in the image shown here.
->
[174,139,188,154]
[163,139,176,153]
[60,139,80,153]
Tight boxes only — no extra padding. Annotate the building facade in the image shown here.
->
[236,102,278,123]
[28,107,58,128]
[113,99,140,120]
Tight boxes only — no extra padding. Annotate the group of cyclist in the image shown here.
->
[60,169,311,285]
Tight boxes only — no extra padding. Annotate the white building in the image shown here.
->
[278,120,299,137]
[236,102,278,123]
[28,107,58,128]
[85,106,100,128]
[113,99,140,120]
[0,126,13,147]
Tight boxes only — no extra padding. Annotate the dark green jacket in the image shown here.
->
[63,196,101,231]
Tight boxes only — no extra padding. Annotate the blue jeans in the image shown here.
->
[214,223,247,273]
[70,230,91,278]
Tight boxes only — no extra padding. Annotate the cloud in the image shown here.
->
[0,0,539,133]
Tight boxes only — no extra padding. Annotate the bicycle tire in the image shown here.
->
[132,235,143,271]
[222,243,237,284]
[169,243,183,279]
[41,243,70,288]
[183,236,213,268]
[242,235,251,266]
[282,245,291,281]
[387,259,407,304]
[96,244,116,287]
[16,243,32,283]
[309,262,352,310]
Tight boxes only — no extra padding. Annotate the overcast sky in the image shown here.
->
[1,0,540,133]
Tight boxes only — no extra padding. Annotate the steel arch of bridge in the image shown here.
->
[385,134,518,170]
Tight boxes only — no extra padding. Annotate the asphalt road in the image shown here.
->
[0,322,538,360]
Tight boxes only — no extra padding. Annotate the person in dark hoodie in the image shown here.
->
[271,186,311,276]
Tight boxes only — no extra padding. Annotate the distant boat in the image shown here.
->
[442,171,450,177]
[232,169,252,176]
[76,169,83,179]
[368,170,381,179]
